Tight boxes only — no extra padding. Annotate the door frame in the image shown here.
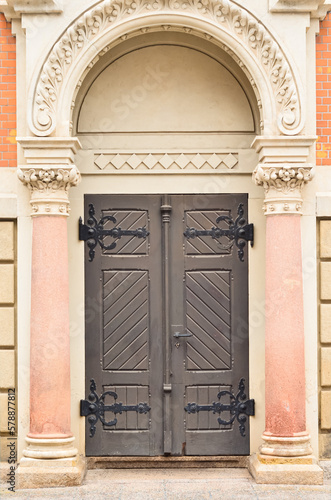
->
[79,191,259,458]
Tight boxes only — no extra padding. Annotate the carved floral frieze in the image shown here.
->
[32,0,301,137]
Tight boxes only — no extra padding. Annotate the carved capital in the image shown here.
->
[18,166,80,192]
[253,163,314,215]
[18,166,81,216]
[17,137,81,217]
[251,135,316,216]
[253,163,314,193]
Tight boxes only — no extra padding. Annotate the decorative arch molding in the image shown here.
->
[29,0,304,137]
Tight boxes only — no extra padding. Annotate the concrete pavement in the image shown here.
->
[1,462,331,499]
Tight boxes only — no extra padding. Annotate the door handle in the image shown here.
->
[173,332,193,338]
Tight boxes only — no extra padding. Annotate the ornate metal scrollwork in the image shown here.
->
[79,203,149,262]
[184,203,253,261]
[184,378,254,437]
[80,379,151,437]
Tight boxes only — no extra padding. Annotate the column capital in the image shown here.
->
[17,137,81,216]
[251,136,316,215]
[253,162,314,215]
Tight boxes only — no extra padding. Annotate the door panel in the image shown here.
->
[101,210,149,255]
[103,270,149,371]
[85,195,163,456]
[84,194,250,457]
[170,195,249,456]
[103,386,150,429]
[186,270,231,370]
[184,210,232,255]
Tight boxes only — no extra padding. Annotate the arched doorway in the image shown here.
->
[74,32,258,457]
[16,0,320,487]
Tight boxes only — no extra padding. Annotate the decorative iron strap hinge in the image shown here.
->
[79,203,149,262]
[80,379,151,437]
[184,378,254,437]
[184,203,253,261]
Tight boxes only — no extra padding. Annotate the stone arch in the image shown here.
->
[29,0,304,138]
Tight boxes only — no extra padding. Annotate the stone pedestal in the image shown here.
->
[249,136,323,485]
[17,455,85,489]
[249,453,323,485]
[16,138,85,488]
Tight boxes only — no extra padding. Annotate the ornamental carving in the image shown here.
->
[32,0,301,136]
[94,152,238,171]
[253,162,313,215]
[17,166,81,216]
[17,166,81,194]
[253,164,313,195]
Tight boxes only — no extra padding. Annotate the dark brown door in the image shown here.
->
[84,194,250,456]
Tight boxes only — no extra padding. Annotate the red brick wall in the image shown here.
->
[317,12,331,166]
[0,13,16,168]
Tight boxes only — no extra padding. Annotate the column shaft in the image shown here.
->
[28,216,71,439]
[264,214,307,438]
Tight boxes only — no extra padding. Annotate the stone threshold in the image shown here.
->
[87,455,248,469]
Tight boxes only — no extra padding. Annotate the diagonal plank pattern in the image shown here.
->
[102,210,148,255]
[103,270,149,370]
[186,271,231,370]
[185,210,231,255]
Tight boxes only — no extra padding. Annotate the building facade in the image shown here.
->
[0,0,330,489]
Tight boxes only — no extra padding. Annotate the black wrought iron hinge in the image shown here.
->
[184,203,253,262]
[184,378,254,437]
[80,379,151,437]
[79,204,149,262]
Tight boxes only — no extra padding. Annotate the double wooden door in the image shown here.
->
[84,194,251,456]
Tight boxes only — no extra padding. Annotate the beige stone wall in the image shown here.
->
[319,220,331,458]
[0,220,16,472]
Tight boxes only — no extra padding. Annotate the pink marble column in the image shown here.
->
[249,140,322,483]
[16,139,84,489]
[17,139,81,466]
[260,213,311,456]
[28,216,72,440]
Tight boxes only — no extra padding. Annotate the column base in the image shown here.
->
[260,433,313,457]
[23,436,78,459]
[16,455,86,489]
[16,435,85,489]
[248,453,323,485]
